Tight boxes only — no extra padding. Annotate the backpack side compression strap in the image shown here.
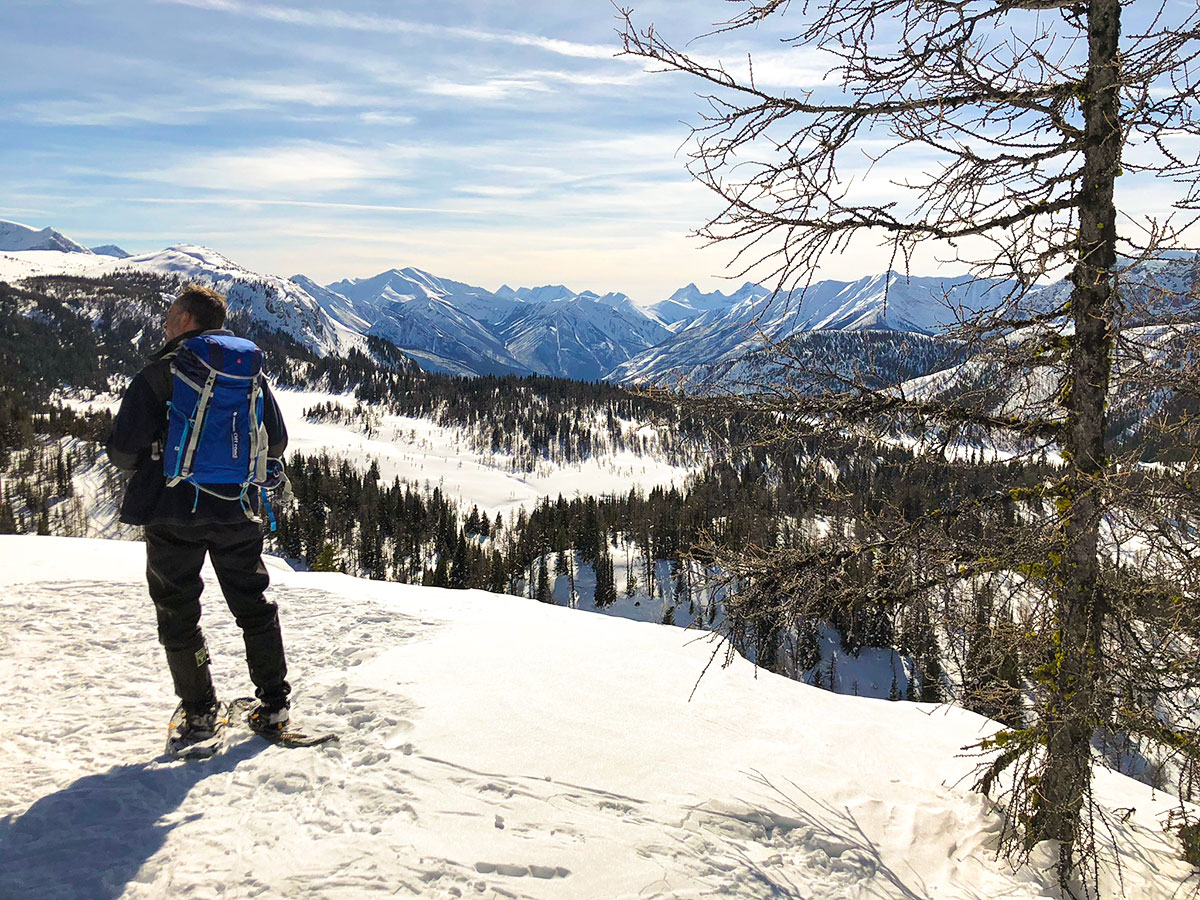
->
[166,365,219,486]
[246,379,269,485]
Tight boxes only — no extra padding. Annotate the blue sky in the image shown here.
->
[2,0,790,301]
[2,1,1192,301]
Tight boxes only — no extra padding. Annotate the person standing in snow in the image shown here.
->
[106,284,292,745]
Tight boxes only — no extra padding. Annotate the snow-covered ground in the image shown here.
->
[276,390,694,518]
[58,388,694,521]
[0,536,1192,900]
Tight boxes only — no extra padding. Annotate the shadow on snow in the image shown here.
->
[0,739,266,900]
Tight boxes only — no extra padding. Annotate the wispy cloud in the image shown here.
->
[419,67,650,102]
[13,97,244,127]
[358,112,417,127]
[421,78,553,101]
[127,196,486,215]
[202,77,394,109]
[158,0,618,60]
[139,143,404,192]
[11,77,407,127]
[453,185,539,199]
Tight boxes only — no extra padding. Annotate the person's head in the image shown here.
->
[165,284,227,340]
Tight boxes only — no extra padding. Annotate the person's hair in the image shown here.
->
[175,284,227,331]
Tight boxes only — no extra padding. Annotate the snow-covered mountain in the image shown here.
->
[0,240,344,355]
[321,270,673,380]
[499,294,671,382]
[1,535,1189,899]
[611,272,1022,386]
[647,281,770,328]
[0,219,91,253]
[10,217,1194,388]
[89,244,130,258]
[289,273,372,334]
[368,291,532,378]
[115,246,344,354]
[322,267,530,375]
[329,267,524,327]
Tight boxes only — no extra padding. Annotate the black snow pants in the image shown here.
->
[145,521,290,708]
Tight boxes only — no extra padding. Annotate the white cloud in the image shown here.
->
[534,68,647,88]
[203,78,391,108]
[359,112,417,127]
[157,0,617,60]
[14,97,241,127]
[421,78,553,101]
[718,48,838,90]
[416,65,648,102]
[12,78,408,127]
[454,185,539,199]
[140,143,403,192]
[127,196,484,215]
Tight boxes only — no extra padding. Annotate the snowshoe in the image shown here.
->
[230,697,339,748]
[165,700,227,759]
[246,697,290,735]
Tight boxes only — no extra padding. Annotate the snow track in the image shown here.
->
[0,537,1193,899]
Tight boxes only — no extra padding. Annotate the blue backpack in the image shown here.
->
[163,333,279,525]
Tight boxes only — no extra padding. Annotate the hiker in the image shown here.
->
[106,284,292,748]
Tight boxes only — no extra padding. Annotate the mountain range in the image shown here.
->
[3,218,1195,386]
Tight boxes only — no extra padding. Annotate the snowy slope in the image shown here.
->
[1,536,1192,900]
[57,388,695,523]
[0,219,91,253]
[0,249,110,281]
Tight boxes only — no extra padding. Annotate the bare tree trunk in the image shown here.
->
[1032,0,1121,861]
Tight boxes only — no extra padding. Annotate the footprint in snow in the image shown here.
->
[473,862,571,879]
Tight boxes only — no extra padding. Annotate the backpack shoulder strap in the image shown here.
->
[145,354,177,407]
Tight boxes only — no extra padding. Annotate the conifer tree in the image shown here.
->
[0,488,15,536]
[536,554,552,604]
[449,533,470,590]
[594,539,617,609]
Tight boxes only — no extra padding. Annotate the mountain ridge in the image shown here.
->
[7,218,1194,386]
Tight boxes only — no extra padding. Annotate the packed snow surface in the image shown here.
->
[0,537,1192,900]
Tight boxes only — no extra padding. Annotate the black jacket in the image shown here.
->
[106,329,288,527]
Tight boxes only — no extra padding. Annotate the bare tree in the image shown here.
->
[620,0,1200,889]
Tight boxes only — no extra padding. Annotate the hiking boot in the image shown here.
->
[247,697,290,734]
